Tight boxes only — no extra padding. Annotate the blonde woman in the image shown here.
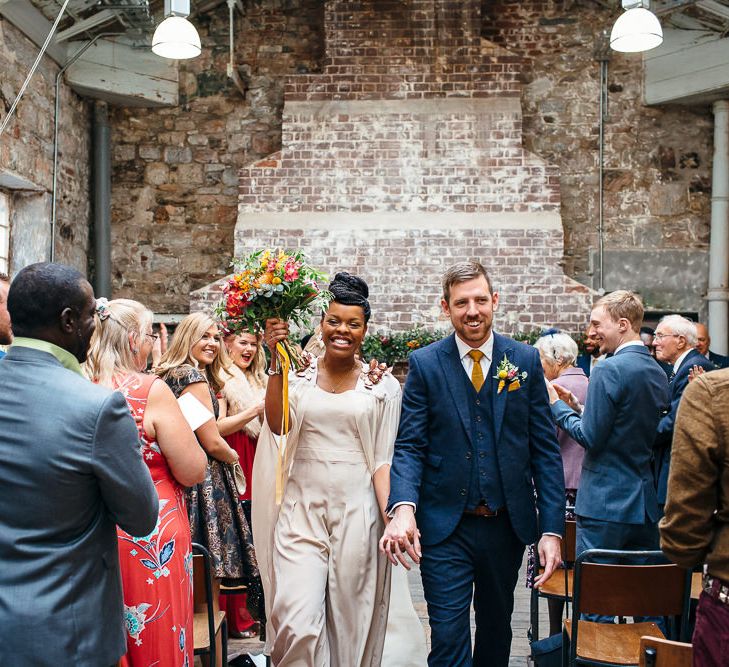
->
[84,298,207,667]
[216,331,267,638]
[155,312,263,658]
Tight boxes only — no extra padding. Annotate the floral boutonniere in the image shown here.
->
[493,354,528,394]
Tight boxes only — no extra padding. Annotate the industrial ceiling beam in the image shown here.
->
[0,0,67,65]
[54,8,118,42]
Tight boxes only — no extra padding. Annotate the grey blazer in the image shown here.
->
[552,344,670,525]
[0,346,159,667]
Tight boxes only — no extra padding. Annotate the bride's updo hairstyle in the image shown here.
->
[328,272,371,323]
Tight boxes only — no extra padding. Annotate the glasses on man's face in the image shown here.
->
[653,333,680,341]
[144,333,160,343]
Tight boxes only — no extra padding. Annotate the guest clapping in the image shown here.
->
[155,312,262,666]
[85,298,206,666]
[218,330,267,638]
[0,263,158,666]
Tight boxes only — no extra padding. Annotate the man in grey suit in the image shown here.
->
[546,290,669,556]
[0,263,158,667]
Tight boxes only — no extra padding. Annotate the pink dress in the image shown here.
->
[115,372,194,667]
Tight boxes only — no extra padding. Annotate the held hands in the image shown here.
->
[379,505,422,570]
[264,318,289,354]
[224,448,240,465]
[533,534,562,588]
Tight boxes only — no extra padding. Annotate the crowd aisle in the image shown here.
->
[228,555,541,667]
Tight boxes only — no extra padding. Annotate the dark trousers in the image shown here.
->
[419,512,524,667]
[693,592,729,667]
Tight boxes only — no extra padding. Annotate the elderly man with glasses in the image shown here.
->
[653,315,715,512]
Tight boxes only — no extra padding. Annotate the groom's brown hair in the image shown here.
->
[441,261,493,303]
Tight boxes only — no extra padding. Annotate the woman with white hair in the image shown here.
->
[532,330,589,635]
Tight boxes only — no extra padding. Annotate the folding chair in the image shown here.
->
[530,519,577,641]
[192,543,228,665]
[562,549,692,667]
[639,636,692,667]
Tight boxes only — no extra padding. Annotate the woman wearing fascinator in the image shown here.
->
[253,272,427,667]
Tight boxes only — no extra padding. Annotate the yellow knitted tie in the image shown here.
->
[469,349,485,392]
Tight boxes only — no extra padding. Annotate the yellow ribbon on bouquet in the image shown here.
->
[275,341,291,505]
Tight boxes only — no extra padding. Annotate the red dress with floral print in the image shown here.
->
[115,373,194,667]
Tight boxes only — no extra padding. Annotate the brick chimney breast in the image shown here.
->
[192,0,594,332]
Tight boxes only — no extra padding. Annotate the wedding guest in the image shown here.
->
[660,369,729,667]
[256,273,427,667]
[696,322,729,369]
[156,312,262,666]
[84,298,207,666]
[547,291,669,623]
[0,272,12,356]
[640,325,673,377]
[576,329,603,377]
[534,331,587,635]
[382,262,564,667]
[653,315,714,513]
[0,263,158,667]
[217,330,267,639]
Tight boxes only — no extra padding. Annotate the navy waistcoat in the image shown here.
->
[464,372,505,510]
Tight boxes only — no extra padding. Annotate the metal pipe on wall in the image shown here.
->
[93,100,112,298]
[707,100,729,355]
[51,33,121,262]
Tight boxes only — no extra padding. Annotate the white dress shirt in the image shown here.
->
[673,349,692,375]
[454,332,494,381]
[614,340,645,354]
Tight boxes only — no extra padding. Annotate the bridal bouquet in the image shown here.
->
[215,248,329,370]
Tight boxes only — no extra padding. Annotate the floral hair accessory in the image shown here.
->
[493,354,527,394]
[95,297,111,321]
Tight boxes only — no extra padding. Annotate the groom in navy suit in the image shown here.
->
[381,262,564,667]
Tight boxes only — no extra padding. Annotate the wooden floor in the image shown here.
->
[225,552,547,666]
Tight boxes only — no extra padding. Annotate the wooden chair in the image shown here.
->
[192,543,228,665]
[562,549,692,667]
[639,636,692,667]
[529,519,577,641]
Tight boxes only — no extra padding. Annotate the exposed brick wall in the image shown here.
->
[193,0,594,334]
[0,18,92,273]
[191,217,593,333]
[109,0,324,313]
[482,0,713,293]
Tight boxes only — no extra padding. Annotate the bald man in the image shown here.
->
[696,323,729,369]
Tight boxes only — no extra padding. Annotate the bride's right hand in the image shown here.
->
[264,318,289,354]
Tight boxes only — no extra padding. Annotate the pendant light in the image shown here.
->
[152,0,201,60]
[610,0,663,53]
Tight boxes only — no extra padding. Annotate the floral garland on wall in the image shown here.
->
[358,328,585,366]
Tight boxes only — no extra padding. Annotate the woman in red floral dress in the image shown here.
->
[85,298,207,667]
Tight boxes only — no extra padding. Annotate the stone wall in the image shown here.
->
[0,17,92,273]
[110,0,324,313]
[482,0,713,313]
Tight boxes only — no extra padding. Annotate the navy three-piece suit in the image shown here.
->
[389,332,564,667]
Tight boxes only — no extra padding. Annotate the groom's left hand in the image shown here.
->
[533,534,562,588]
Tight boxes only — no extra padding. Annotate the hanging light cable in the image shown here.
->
[0,0,71,138]
[152,0,201,60]
[610,0,663,53]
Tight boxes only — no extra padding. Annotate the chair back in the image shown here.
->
[639,636,692,667]
[192,543,218,665]
[564,519,577,562]
[573,550,690,619]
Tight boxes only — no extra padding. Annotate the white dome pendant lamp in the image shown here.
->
[610,0,663,53]
[152,0,201,60]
